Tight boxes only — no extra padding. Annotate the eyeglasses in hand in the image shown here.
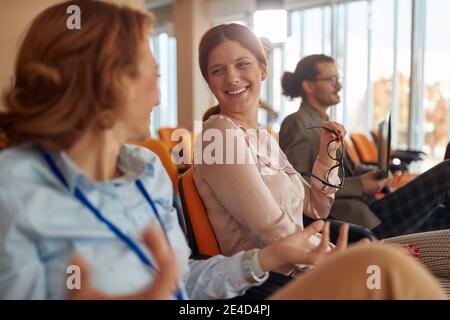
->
[300,126,346,189]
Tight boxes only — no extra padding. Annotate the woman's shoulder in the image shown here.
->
[203,114,242,131]
[121,143,159,163]
[121,143,171,182]
[0,144,46,184]
[121,143,167,174]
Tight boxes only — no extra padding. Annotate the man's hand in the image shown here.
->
[360,170,391,195]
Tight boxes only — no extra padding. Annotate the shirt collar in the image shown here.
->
[299,102,330,122]
[48,144,152,194]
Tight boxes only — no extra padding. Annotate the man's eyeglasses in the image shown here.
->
[313,75,341,87]
[300,126,346,189]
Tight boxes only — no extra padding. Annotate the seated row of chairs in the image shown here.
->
[151,129,448,258]
[138,137,377,258]
[344,135,418,192]
[352,131,425,172]
[0,130,445,259]
[157,126,424,171]
[178,166,377,258]
[156,127,422,195]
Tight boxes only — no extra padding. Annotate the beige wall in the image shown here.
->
[0,0,145,111]
[174,0,212,130]
[0,0,210,129]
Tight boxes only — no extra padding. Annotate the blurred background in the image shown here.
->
[1,0,449,171]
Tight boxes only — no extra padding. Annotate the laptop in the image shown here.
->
[376,113,391,179]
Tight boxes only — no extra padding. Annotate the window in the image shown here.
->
[303,7,329,56]
[279,7,335,127]
[371,0,395,131]
[150,32,177,136]
[394,0,412,149]
[422,0,450,169]
[276,0,450,170]
[341,1,369,134]
[370,0,412,150]
[211,0,449,169]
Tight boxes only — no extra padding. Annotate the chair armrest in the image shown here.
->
[327,218,378,243]
[177,164,191,174]
[303,216,378,244]
[393,150,425,162]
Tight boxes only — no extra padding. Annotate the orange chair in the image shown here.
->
[350,133,378,164]
[344,139,361,167]
[159,127,194,166]
[132,139,179,193]
[346,136,415,194]
[158,127,178,150]
[178,168,220,257]
[371,129,425,169]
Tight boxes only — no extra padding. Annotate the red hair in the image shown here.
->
[0,0,154,150]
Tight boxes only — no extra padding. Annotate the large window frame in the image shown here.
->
[150,25,178,136]
[275,0,449,166]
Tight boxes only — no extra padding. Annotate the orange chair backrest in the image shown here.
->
[350,133,378,163]
[159,127,195,165]
[158,127,178,150]
[371,129,379,143]
[344,139,361,167]
[133,139,179,193]
[178,168,220,257]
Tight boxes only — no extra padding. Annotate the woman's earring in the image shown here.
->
[261,73,266,80]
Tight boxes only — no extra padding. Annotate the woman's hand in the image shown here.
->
[258,220,350,272]
[67,224,180,300]
[318,121,346,167]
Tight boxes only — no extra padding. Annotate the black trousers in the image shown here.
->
[371,160,450,238]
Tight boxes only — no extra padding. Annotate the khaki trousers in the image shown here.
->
[269,244,447,300]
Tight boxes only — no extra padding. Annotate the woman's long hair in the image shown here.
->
[0,0,154,150]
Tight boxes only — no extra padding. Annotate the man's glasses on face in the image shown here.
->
[301,126,346,189]
[313,75,341,87]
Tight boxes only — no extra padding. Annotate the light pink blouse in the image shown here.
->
[193,114,338,256]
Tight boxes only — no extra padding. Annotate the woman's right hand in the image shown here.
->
[258,220,352,272]
[67,224,180,300]
[318,121,346,167]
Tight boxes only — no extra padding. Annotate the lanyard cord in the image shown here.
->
[41,151,184,300]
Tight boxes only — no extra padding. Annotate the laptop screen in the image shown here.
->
[377,113,391,178]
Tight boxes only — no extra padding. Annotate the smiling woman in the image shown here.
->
[188,23,447,301]
[194,24,346,263]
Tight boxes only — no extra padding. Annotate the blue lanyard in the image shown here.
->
[41,151,184,300]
